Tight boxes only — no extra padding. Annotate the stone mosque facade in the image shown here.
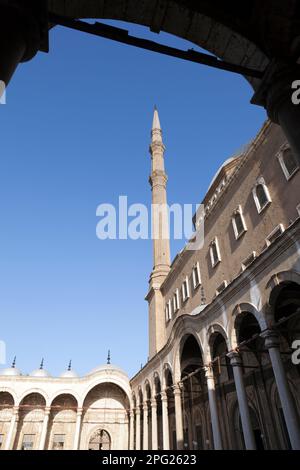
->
[1,110,300,450]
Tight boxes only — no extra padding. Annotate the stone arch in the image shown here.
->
[0,388,17,405]
[173,330,204,383]
[266,270,300,325]
[228,303,267,350]
[48,0,268,91]
[87,426,112,451]
[162,362,174,389]
[18,389,49,407]
[14,392,47,450]
[81,376,132,409]
[206,323,229,361]
[50,390,79,408]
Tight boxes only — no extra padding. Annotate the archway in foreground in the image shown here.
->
[88,429,111,450]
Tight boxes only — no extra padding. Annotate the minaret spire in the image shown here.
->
[146,106,171,359]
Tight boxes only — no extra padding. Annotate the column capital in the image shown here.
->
[204,365,214,380]
[76,407,83,416]
[227,350,243,366]
[172,385,182,397]
[135,407,141,416]
[142,402,149,411]
[12,405,19,415]
[251,59,300,123]
[150,398,157,408]
[44,406,51,416]
[160,391,168,402]
[260,328,280,349]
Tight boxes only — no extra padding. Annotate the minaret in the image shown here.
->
[146,107,171,359]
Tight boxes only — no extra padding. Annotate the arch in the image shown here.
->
[206,323,229,361]
[50,390,79,407]
[173,331,204,382]
[0,388,17,405]
[18,389,49,407]
[48,0,268,91]
[228,303,267,350]
[162,363,174,389]
[88,426,111,451]
[143,380,152,400]
[266,270,300,325]
[81,376,132,409]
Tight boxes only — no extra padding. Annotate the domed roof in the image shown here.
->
[0,357,21,376]
[60,370,79,378]
[1,366,21,377]
[86,363,128,377]
[60,361,78,378]
[30,368,51,378]
[30,359,51,378]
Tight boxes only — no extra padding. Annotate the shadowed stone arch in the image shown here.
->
[228,303,267,350]
[48,0,268,89]
[266,270,300,325]
[173,330,204,382]
[206,323,229,362]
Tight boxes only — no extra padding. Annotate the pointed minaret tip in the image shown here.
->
[152,105,161,131]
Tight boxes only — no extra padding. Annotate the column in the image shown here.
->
[5,406,19,450]
[262,330,300,450]
[205,367,223,450]
[252,59,300,164]
[39,406,50,450]
[143,402,149,450]
[151,398,158,450]
[0,0,47,86]
[135,408,141,450]
[227,351,256,450]
[73,408,83,450]
[129,410,135,450]
[161,391,170,450]
[173,385,184,450]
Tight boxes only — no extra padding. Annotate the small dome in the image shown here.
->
[1,367,21,377]
[30,368,51,378]
[87,364,128,377]
[60,370,78,379]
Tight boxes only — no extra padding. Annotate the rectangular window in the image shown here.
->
[266,224,285,246]
[0,434,3,450]
[52,434,65,450]
[165,300,172,322]
[241,252,257,271]
[210,238,221,268]
[173,289,180,313]
[192,262,201,289]
[215,280,228,296]
[22,434,35,450]
[181,276,190,302]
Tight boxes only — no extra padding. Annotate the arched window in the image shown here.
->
[278,146,299,180]
[232,206,247,239]
[88,429,111,451]
[210,238,221,268]
[252,178,271,213]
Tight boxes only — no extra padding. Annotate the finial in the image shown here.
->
[12,356,16,368]
[107,350,111,365]
[39,358,44,370]
[152,106,161,131]
[68,360,72,371]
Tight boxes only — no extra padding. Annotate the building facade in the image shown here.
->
[1,111,300,450]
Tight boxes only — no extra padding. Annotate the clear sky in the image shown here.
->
[0,21,266,378]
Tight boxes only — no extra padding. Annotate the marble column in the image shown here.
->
[143,402,149,450]
[262,329,300,450]
[173,385,184,450]
[73,408,83,450]
[227,351,256,450]
[161,391,170,450]
[205,367,223,450]
[39,406,50,450]
[135,408,141,450]
[5,406,19,450]
[252,60,300,165]
[129,410,135,450]
[151,398,158,450]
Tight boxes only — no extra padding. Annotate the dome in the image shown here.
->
[30,368,51,378]
[86,364,128,377]
[60,370,79,379]
[1,367,21,377]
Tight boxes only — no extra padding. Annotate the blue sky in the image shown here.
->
[0,21,266,378]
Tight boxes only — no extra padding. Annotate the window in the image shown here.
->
[181,276,190,302]
[232,206,247,239]
[215,280,228,296]
[210,238,221,268]
[173,289,180,313]
[266,224,285,246]
[0,434,3,450]
[22,434,35,450]
[278,146,299,180]
[192,262,201,289]
[252,178,271,213]
[241,252,257,271]
[165,300,172,322]
[52,434,65,450]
